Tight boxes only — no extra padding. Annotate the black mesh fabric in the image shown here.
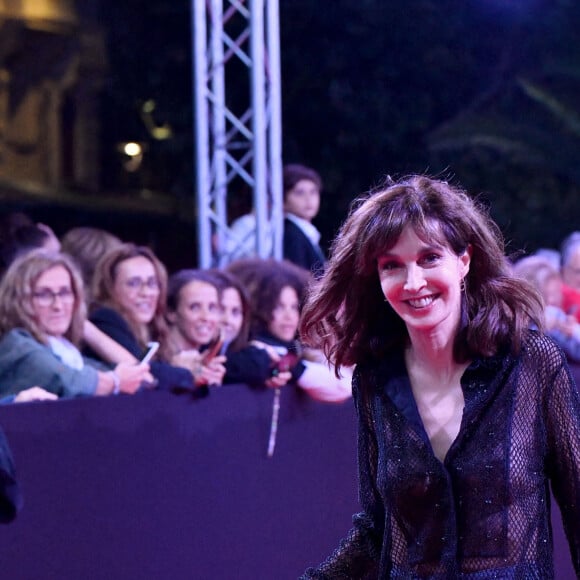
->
[302,332,580,579]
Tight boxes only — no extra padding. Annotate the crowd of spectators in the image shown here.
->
[512,231,580,378]
[0,169,351,406]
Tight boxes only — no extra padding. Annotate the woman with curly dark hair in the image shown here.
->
[300,175,580,578]
[227,258,352,402]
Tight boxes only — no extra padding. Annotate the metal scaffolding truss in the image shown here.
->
[191,0,283,268]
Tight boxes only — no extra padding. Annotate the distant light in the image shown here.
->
[123,142,142,157]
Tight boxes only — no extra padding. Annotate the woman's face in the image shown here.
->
[269,285,300,342]
[377,225,471,338]
[31,265,75,337]
[112,256,160,325]
[169,280,221,349]
[221,287,244,344]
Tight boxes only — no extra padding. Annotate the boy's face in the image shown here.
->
[284,179,320,222]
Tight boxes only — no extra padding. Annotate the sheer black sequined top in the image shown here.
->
[302,331,580,579]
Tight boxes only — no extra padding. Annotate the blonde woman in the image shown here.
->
[0,250,150,399]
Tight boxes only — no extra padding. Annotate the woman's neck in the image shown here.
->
[406,327,458,378]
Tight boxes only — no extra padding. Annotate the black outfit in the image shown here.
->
[303,332,580,578]
[0,426,21,523]
[283,218,326,278]
[87,306,195,392]
[224,331,306,388]
[224,346,274,387]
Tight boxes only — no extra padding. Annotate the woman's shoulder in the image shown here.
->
[90,305,125,324]
[520,329,568,371]
[0,328,41,349]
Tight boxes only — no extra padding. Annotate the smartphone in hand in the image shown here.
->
[141,341,160,364]
[270,352,300,376]
[202,333,225,364]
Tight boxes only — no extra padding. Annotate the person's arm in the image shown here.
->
[88,308,142,358]
[94,362,150,396]
[544,340,580,576]
[301,367,383,578]
[296,361,353,402]
[0,330,99,398]
[224,346,292,388]
[83,320,139,364]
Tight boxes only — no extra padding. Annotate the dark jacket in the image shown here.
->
[303,332,580,578]
[283,218,326,278]
[87,307,195,392]
[0,328,99,398]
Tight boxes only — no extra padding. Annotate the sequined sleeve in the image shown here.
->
[301,366,383,579]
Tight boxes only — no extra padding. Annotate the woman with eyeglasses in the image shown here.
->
[0,250,150,399]
[88,243,198,392]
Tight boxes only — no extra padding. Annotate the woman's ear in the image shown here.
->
[460,244,473,278]
[166,310,177,324]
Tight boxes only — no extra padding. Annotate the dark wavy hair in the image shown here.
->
[300,175,543,368]
[227,258,312,339]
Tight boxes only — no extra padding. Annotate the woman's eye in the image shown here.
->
[379,261,399,271]
[421,253,440,265]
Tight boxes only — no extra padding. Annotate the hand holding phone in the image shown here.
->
[270,352,300,376]
[141,341,160,364]
[202,331,225,364]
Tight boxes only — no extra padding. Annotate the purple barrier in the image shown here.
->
[0,386,358,579]
[0,384,574,579]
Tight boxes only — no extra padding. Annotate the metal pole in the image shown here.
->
[192,0,212,268]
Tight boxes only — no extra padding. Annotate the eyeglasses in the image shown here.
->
[124,277,160,292]
[32,288,75,307]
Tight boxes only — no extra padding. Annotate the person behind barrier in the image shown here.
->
[61,227,123,303]
[205,268,293,389]
[282,163,327,278]
[228,258,352,402]
[89,244,197,392]
[513,254,580,363]
[165,270,227,388]
[0,250,149,398]
[300,175,580,578]
[560,231,580,322]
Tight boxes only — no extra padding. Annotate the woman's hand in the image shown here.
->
[114,362,153,394]
[171,349,203,372]
[250,341,294,389]
[13,387,58,403]
[196,355,227,387]
[265,370,292,389]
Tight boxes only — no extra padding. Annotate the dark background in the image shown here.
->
[94,0,580,269]
[7,1,580,271]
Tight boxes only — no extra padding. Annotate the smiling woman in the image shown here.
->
[0,250,150,399]
[165,269,227,388]
[299,175,580,578]
[88,244,198,393]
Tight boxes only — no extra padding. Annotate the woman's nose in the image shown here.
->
[403,264,426,292]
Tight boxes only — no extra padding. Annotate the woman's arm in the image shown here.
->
[296,361,353,402]
[544,341,580,576]
[94,362,150,396]
[301,367,383,578]
[83,320,139,364]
